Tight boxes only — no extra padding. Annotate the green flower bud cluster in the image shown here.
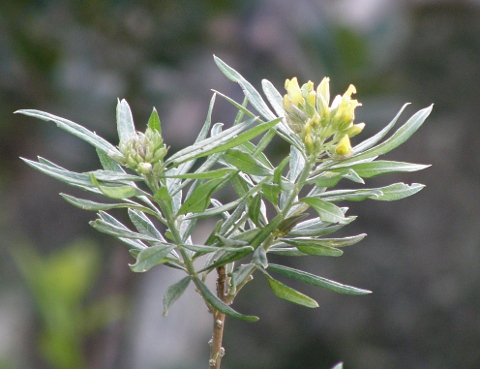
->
[111,127,167,175]
[283,77,364,159]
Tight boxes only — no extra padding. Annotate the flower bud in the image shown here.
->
[335,135,352,157]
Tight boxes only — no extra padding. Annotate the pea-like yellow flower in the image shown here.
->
[283,76,363,160]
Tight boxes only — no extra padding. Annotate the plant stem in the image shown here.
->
[209,265,227,369]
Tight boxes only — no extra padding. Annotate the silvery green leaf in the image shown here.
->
[351,160,430,178]
[353,103,410,154]
[287,242,343,257]
[373,182,425,201]
[61,193,157,215]
[165,168,235,180]
[224,149,273,176]
[281,234,366,248]
[318,188,383,202]
[253,247,268,268]
[163,276,191,316]
[90,170,143,182]
[116,99,136,142]
[259,269,319,308]
[214,56,276,121]
[96,148,124,172]
[261,79,285,117]
[15,109,119,155]
[22,157,99,192]
[268,263,371,295]
[193,277,259,322]
[129,244,175,272]
[353,105,433,161]
[128,208,165,241]
[302,197,348,224]
[289,217,356,237]
[90,173,143,199]
[177,177,229,215]
[90,218,159,243]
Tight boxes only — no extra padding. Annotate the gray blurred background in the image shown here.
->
[1,0,480,368]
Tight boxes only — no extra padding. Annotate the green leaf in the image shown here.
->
[261,183,281,205]
[352,160,430,178]
[262,79,285,117]
[268,263,371,295]
[253,247,268,268]
[90,218,159,243]
[163,276,191,316]
[165,168,235,180]
[116,99,136,142]
[60,193,157,215]
[128,208,165,240]
[353,105,433,161]
[182,243,253,254]
[289,217,356,237]
[302,197,347,224]
[281,241,343,257]
[177,177,229,215]
[248,194,262,226]
[260,270,319,308]
[166,117,281,167]
[129,244,175,272]
[16,109,119,155]
[193,277,259,322]
[90,173,142,199]
[281,234,366,248]
[224,149,273,176]
[214,56,276,121]
[96,148,124,172]
[374,183,425,201]
[147,107,161,133]
[353,103,409,154]
[318,188,383,202]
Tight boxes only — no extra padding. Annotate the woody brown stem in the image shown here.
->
[209,265,227,369]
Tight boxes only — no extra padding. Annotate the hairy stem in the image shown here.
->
[209,265,227,369]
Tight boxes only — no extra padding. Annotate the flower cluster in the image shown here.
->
[110,127,167,175]
[283,77,364,159]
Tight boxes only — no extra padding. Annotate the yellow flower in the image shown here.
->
[283,78,304,112]
[335,135,353,157]
[331,84,361,130]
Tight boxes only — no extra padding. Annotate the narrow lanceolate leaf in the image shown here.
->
[129,244,176,272]
[97,148,125,172]
[15,109,119,155]
[116,98,136,142]
[90,219,159,242]
[351,160,430,178]
[165,168,235,180]
[193,277,259,322]
[353,105,433,161]
[353,103,410,154]
[318,188,383,202]
[163,276,191,316]
[61,193,157,215]
[289,217,356,237]
[302,197,347,224]
[253,247,268,268]
[280,241,343,257]
[281,234,367,248]
[373,183,425,201]
[224,149,273,176]
[147,107,161,133]
[177,177,229,215]
[260,270,319,308]
[90,173,142,199]
[166,117,281,167]
[268,263,371,295]
[262,79,285,117]
[128,208,165,241]
[214,56,276,121]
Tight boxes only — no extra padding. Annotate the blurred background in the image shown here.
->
[1,0,480,368]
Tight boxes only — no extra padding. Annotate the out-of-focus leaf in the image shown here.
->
[163,276,191,316]
[260,270,319,308]
[268,264,371,295]
[129,244,175,272]
[116,99,135,142]
[193,277,259,322]
[165,168,235,180]
[90,218,159,243]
